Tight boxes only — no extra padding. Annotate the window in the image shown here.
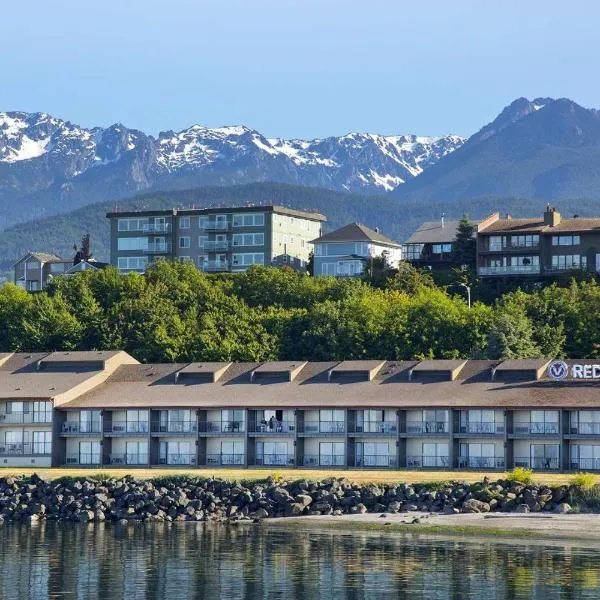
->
[432,243,452,254]
[571,445,600,470]
[509,255,539,266]
[232,213,265,227]
[460,409,502,434]
[117,256,148,271]
[551,255,586,270]
[319,442,344,466]
[552,235,580,246]
[126,409,149,433]
[179,236,190,249]
[403,244,424,260]
[118,218,148,232]
[50,263,65,273]
[33,401,52,423]
[32,431,51,454]
[315,244,324,256]
[117,237,149,251]
[126,441,148,464]
[529,410,559,434]
[232,233,264,246]
[179,216,191,229]
[231,253,264,267]
[79,410,101,433]
[257,442,289,466]
[319,409,344,433]
[221,441,244,465]
[356,442,390,466]
[160,441,192,465]
[79,441,101,465]
[422,442,449,467]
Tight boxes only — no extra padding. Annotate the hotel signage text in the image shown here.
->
[548,360,600,380]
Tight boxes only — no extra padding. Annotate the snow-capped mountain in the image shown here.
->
[0,110,464,228]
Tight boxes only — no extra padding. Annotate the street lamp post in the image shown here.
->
[459,283,471,308]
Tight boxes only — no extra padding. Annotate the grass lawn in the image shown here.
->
[0,467,586,485]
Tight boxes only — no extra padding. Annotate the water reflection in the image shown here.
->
[2,523,600,599]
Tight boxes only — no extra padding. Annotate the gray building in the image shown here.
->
[107,205,326,274]
[311,223,402,277]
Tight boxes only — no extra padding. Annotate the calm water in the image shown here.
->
[1,523,600,599]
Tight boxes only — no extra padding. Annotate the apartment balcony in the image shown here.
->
[544,265,587,273]
[60,421,102,436]
[204,454,245,466]
[150,421,198,436]
[0,442,52,456]
[405,421,448,435]
[486,241,540,252]
[354,455,396,468]
[407,455,450,468]
[65,454,101,466]
[302,454,345,467]
[570,458,600,471]
[141,223,171,234]
[0,412,52,425]
[458,422,505,435]
[511,422,559,436]
[201,240,231,252]
[298,421,345,435]
[103,421,149,436]
[199,260,230,272]
[514,457,560,470]
[144,243,171,254]
[349,422,398,435]
[457,456,505,469]
[252,454,295,466]
[248,420,295,434]
[158,454,197,466]
[200,221,230,232]
[108,453,149,466]
[569,423,600,435]
[198,421,245,434]
[478,265,540,276]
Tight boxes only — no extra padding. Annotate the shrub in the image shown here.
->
[506,467,533,484]
[571,472,596,489]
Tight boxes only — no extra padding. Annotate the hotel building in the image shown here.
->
[2,351,600,473]
[106,205,326,274]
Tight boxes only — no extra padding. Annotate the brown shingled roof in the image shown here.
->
[311,223,399,246]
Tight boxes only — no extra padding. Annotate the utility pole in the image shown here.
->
[459,283,471,308]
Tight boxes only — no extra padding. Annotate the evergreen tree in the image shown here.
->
[452,214,476,268]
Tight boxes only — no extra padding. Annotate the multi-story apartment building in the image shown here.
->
[106,205,326,274]
[311,223,402,277]
[13,252,109,291]
[477,205,600,278]
[2,351,600,473]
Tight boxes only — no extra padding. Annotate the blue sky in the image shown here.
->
[2,0,598,139]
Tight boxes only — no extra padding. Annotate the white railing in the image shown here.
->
[478,265,540,276]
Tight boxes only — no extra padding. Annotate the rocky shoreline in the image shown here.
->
[0,475,593,524]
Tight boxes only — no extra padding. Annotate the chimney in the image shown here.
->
[544,205,561,227]
[505,213,512,220]
[441,213,445,228]
[375,227,380,233]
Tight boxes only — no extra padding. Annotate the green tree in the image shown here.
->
[452,214,476,268]
[486,309,542,359]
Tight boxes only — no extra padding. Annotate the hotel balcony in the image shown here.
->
[199,260,230,272]
[0,442,52,456]
[103,421,149,436]
[354,455,396,468]
[405,421,448,435]
[514,457,560,470]
[198,421,245,434]
[65,454,101,466]
[298,421,345,435]
[570,458,600,471]
[204,453,245,466]
[60,422,102,436]
[108,453,149,466]
[478,265,541,276]
[144,243,171,254]
[0,412,52,425]
[252,454,295,467]
[302,454,345,467]
[141,223,171,234]
[200,221,230,232]
[457,456,506,469]
[248,420,295,434]
[406,455,450,468]
[569,423,600,435]
[511,422,559,436]
[157,454,197,466]
[150,421,198,436]
[458,422,505,435]
[348,422,398,435]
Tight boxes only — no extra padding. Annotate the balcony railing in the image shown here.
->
[545,264,587,273]
[478,265,540,276]
[205,454,245,466]
[200,221,230,231]
[302,454,345,467]
[151,421,198,435]
[407,455,450,468]
[254,454,295,466]
[65,454,101,465]
[144,243,170,254]
[61,421,102,435]
[199,260,230,272]
[457,456,505,469]
[570,423,600,435]
[350,422,398,434]
[459,422,505,434]
[406,421,448,434]
[300,421,345,434]
[0,442,52,456]
[0,412,52,424]
[570,458,600,471]
[513,422,559,435]
[201,241,231,251]
[515,457,560,470]
[104,421,149,435]
[109,453,149,466]
[487,241,540,251]
[249,420,295,434]
[141,223,171,234]
[198,421,245,433]
[158,454,197,466]
[354,455,396,468]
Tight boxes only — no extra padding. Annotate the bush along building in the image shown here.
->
[311,223,402,277]
[3,351,600,473]
[107,205,325,274]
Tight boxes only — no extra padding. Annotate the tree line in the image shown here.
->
[1,260,599,362]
